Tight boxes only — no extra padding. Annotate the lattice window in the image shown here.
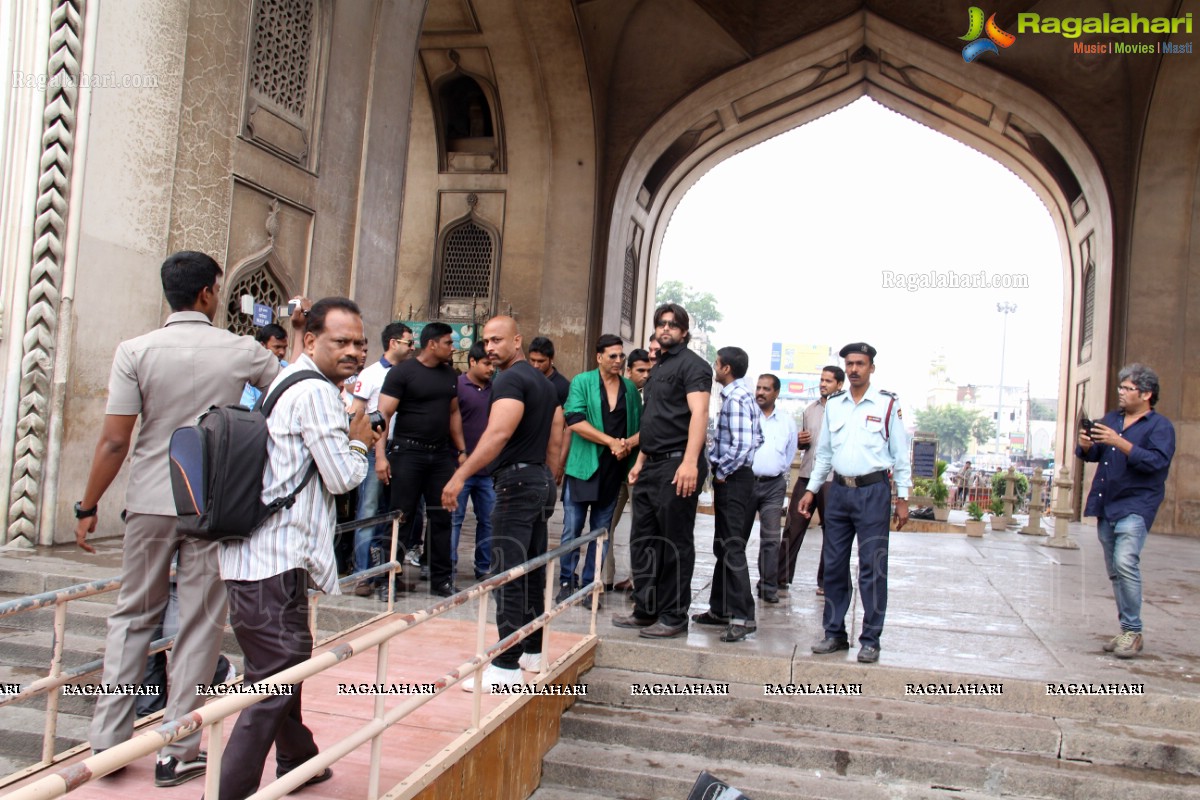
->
[620,244,637,329]
[226,265,285,336]
[1079,233,1095,362]
[440,220,494,301]
[250,0,315,121]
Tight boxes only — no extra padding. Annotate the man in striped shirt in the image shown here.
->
[217,297,379,800]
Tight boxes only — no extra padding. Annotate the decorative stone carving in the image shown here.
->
[8,0,85,546]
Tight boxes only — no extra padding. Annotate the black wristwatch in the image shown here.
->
[74,501,98,519]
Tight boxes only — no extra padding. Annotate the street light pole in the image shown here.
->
[995,301,1018,464]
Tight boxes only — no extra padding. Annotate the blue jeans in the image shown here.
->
[451,474,496,577]
[1097,514,1148,633]
[559,481,617,587]
[353,449,390,575]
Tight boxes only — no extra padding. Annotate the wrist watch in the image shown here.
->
[74,501,98,519]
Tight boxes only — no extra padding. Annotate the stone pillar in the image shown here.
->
[1020,467,1047,536]
[1043,466,1079,550]
[1002,467,1019,528]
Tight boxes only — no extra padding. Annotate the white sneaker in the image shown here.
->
[222,662,237,684]
[518,652,543,672]
[461,664,524,693]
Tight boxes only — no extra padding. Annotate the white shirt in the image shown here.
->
[751,406,798,478]
[219,355,368,593]
[352,357,394,413]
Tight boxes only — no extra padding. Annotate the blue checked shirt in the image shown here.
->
[711,379,763,480]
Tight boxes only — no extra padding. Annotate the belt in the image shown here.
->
[644,450,685,463]
[494,461,543,477]
[832,470,888,488]
[754,473,784,482]
[390,438,446,453]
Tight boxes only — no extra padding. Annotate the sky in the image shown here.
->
[657,97,1064,412]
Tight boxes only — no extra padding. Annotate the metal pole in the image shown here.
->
[995,302,1017,465]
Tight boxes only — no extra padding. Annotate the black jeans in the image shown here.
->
[388,445,455,587]
[490,464,555,670]
[782,478,826,589]
[710,466,756,623]
[629,455,708,628]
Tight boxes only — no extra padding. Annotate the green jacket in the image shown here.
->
[563,368,642,481]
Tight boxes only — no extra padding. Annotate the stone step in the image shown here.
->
[555,703,1200,799]
[594,639,1200,732]
[540,739,1003,800]
[0,627,245,672]
[527,786,630,800]
[0,705,89,762]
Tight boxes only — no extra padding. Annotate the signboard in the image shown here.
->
[252,303,273,327]
[911,438,938,480]
[769,343,831,373]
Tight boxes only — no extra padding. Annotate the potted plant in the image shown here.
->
[930,460,950,521]
[910,477,934,507]
[989,496,1007,531]
[965,502,985,537]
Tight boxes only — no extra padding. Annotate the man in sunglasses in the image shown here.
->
[1076,363,1175,659]
[614,303,712,639]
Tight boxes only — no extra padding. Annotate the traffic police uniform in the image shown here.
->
[806,343,911,656]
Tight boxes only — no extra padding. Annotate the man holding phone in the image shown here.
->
[1076,364,1175,659]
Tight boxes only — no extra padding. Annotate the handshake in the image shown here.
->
[608,437,632,460]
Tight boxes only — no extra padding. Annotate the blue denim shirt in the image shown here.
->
[1075,409,1175,529]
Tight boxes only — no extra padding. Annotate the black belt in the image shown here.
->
[494,461,543,477]
[390,438,446,453]
[832,470,888,488]
[755,473,784,482]
[644,450,685,463]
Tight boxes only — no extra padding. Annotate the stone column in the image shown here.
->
[1043,466,1079,550]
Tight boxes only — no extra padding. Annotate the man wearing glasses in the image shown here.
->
[1076,364,1175,659]
[557,333,642,604]
[349,322,414,596]
[614,304,712,639]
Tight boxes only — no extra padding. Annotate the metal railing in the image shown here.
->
[0,510,406,775]
[4,520,606,800]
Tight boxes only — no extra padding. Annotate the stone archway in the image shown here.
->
[599,11,1112,472]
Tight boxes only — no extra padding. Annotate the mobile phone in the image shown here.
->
[1080,417,1094,432]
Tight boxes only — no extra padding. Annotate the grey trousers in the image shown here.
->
[89,512,228,761]
[746,474,788,592]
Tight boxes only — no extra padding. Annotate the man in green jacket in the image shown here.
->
[557,333,642,604]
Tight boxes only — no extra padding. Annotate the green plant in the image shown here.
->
[991,470,1029,503]
[989,496,1005,516]
[966,501,984,521]
[930,475,949,507]
[911,477,934,497]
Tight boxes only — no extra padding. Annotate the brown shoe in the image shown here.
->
[353,581,373,597]
[638,621,688,639]
[1113,631,1143,659]
[611,612,656,629]
[613,578,634,592]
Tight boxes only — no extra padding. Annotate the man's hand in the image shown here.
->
[627,460,642,486]
[609,438,629,460]
[797,430,812,449]
[672,460,699,497]
[1077,429,1093,450]
[289,296,312,330]
[375,457,391,485]
[1087,422,1116,446]
[796,491,814,518]
[441,474,464,512]
[893,498,909,530]
[552,463,565,485]
[348,409,379,448]
[75,515,97,554]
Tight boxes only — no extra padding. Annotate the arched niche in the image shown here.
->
[427,49,506,174]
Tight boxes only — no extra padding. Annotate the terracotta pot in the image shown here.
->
[965,519,985,537]
[990,515,1008,531]
[933,506,950,521]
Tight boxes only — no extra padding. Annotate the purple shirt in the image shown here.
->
[457,373,492,476]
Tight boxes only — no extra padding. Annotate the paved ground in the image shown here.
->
[4,505,1198,697]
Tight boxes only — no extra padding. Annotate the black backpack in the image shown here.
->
[169,370,326,542]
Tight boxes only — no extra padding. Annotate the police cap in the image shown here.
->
[839,342,877,360]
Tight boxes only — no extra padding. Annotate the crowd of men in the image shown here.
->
[71,249,1176,794]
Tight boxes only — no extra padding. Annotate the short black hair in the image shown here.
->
[255,323,287,344]
[627,348,650,367]
[381,321,412,351]
[759,373,781,392]
[717,346,749,380]
[823,365,846,383]
[529,336,555,359]
[305,297,361,336]
[161,251,222,311]
[653,303,691,343]
[468,340,488,363]
[420,321,453,348]
[595,333,623,353]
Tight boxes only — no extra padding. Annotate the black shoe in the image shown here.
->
[857,645,880,663]
[154,754,207,787]
[638,621,688,639]
[811,636,850,654]
[611,612,656,629]
[431,582,457,597]
[720,623,757,642]
[690,610,729,626]
[277,766,334,790]
[762,589,779,604]
[555,582,574,604]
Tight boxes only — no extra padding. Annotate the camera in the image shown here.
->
[369,411,386,432]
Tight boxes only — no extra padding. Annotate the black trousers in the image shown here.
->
[490,464,555,670]
[629,455,708,628]
[220,569,318,800]
[388,445,455,587]
[709,466,756,623]
[781,478,826,589]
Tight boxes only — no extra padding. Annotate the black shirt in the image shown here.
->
[548,368,570,407]
[491,359,558,471]
[380,358,458,445]
[639,342,712,453]
[566,378,627,503]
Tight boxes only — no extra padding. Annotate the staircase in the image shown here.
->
[531,639,1200,800]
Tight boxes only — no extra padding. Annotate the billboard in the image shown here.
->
[770,343,832,373]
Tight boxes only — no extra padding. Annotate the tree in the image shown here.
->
[1030,398,1058,421]
[913,404,993,461]
[971,415,995,446]
[655,280,723,360]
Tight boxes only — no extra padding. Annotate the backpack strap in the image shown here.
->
[256,370,329,513]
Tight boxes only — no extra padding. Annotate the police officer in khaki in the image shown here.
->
[797,342,910,663]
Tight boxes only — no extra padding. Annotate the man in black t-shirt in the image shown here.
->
[443,316,563,692]
[378,322,467,597]
[528,335,571,484]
